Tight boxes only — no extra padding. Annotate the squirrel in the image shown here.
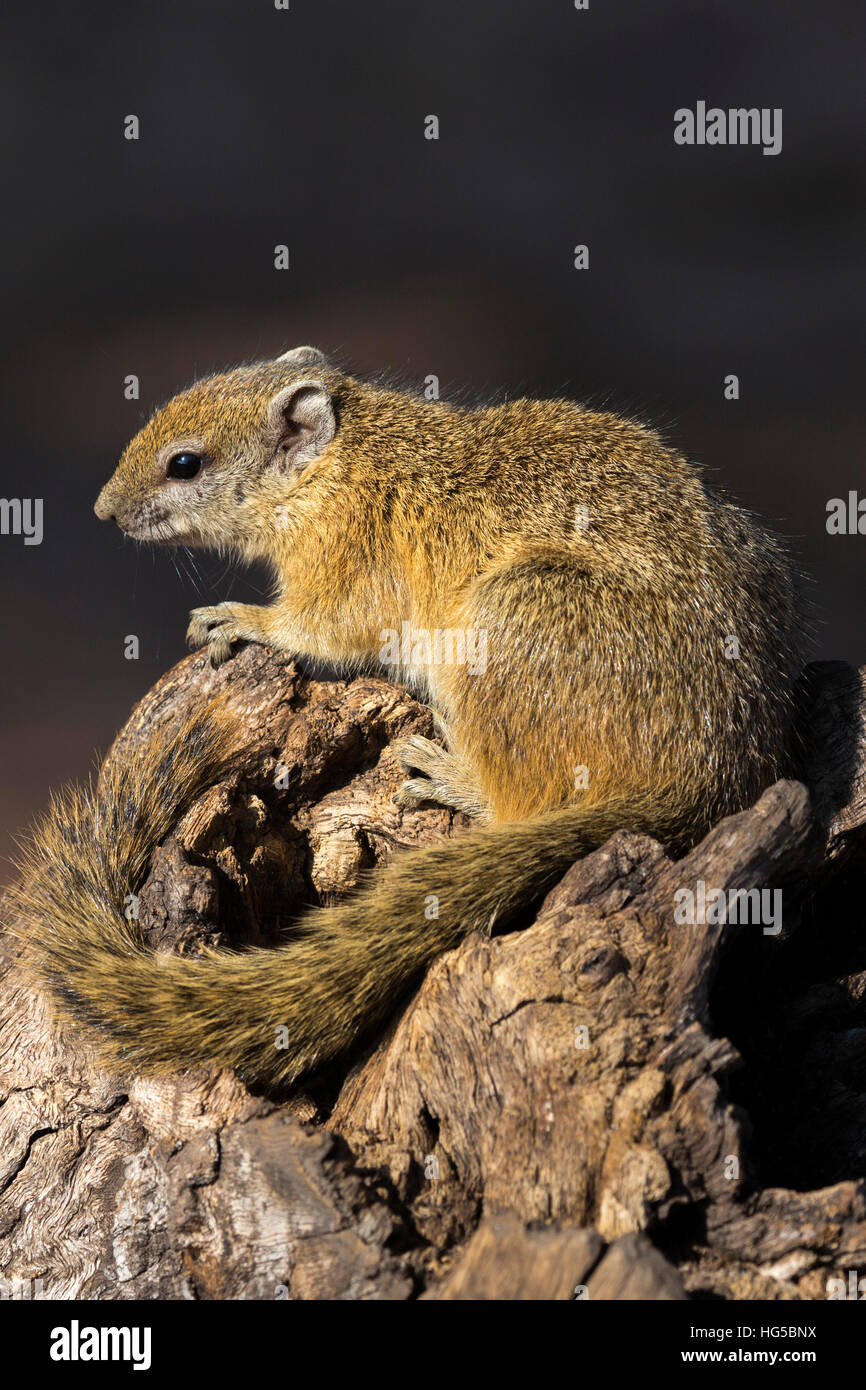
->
[13,345,805,1084]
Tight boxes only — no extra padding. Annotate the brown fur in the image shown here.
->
[13,347,805,1083]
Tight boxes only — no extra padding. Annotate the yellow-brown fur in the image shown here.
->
[14,347,804,1083]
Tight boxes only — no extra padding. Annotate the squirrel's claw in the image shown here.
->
[392,734,450,779]
[187,603,260,667]
[391,736,490,819]
[392,777,438,810]
[391,736,444,809]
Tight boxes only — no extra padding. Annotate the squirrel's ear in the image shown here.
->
[275,345,328,369]
[266,378,336,472]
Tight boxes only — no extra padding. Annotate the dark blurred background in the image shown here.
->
[0,0,863,879]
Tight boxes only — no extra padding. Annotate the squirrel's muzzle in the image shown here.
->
[94,483,129,526]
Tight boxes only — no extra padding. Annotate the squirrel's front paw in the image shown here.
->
[187,603,262,667]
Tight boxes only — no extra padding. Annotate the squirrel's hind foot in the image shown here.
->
[391,735,490,820]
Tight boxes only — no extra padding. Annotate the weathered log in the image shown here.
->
[1,651,864,1299]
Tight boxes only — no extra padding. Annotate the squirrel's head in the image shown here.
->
[94,345,339,550]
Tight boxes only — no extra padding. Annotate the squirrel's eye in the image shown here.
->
[167,452,202,480]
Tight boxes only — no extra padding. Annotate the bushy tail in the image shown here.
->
[10,710,684,1085]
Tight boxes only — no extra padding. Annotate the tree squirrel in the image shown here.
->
[14,345,804,1084]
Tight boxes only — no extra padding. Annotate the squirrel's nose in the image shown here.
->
[94,491,116,522]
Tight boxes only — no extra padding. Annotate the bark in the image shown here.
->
[1,647,864,1301]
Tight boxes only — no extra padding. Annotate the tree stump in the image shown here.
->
[1,649,864,1300]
